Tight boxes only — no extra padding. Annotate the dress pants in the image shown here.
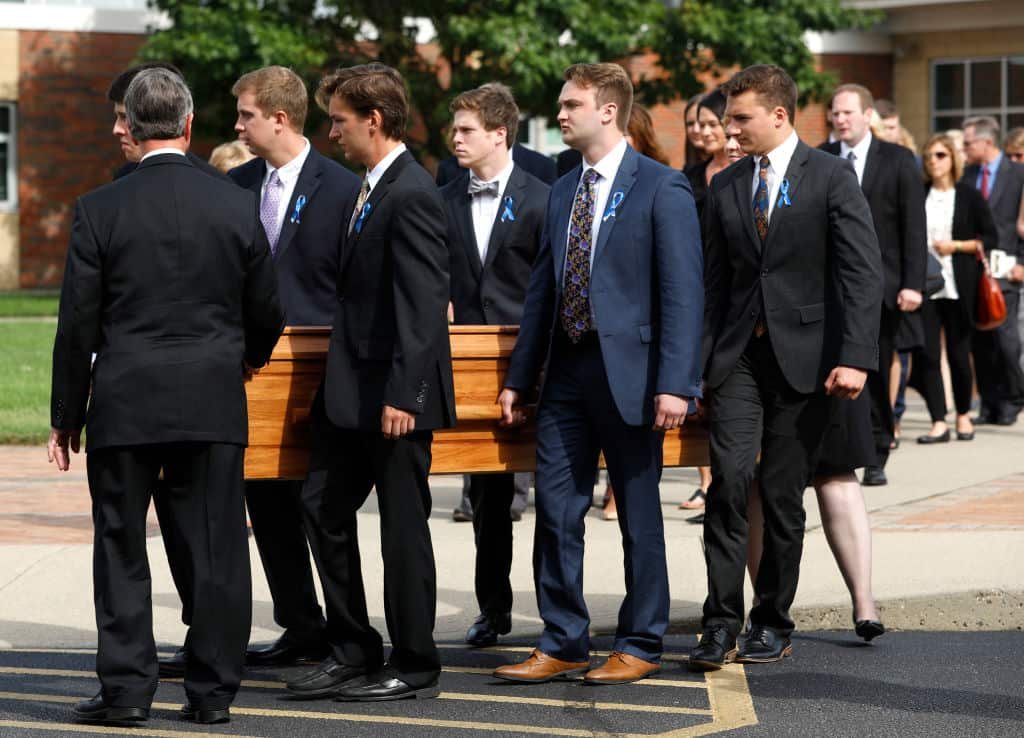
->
[703,335,828,637]
[467,473,515,616]
[866,306,898,468]
[972,287,1024,418]
[86,443,250,710]
[301,414,440,688]
[919,298,974,421]
[533,332,668,663]
[245,479,327,638]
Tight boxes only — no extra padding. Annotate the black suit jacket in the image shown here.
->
[228,148,362,326]
[436,144,557,187]
[962,156,1024,288]
[703,140,883,394]
[51,153,285,450]
[821,138,927,310]
[324,149,456,430]
[113,150,228,181]
[441,166,549,325]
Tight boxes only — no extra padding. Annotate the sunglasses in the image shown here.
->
[924,151,950,160]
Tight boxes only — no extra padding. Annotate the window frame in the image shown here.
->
[0,101,15,212]
[931,56,1024,135]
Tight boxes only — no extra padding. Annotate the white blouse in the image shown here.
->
[926,188,959,300]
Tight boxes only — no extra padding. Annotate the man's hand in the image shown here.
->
[381,405,416,440]
[653,394,689,432]
[824,366,868,400]
[1009,264,1024,283]
[47,427,81,472]
[243,361,261,381]
[497,388,527,427]
[896,288,923,312]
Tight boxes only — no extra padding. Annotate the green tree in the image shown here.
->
[140,0,878,160]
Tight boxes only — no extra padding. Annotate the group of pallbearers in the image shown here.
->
[48,59,884,726]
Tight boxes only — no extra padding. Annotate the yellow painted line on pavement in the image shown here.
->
[0,719,255,737]
[0,648,98,655]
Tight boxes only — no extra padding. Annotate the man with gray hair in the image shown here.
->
[49,68,285,725]
[962,115,1024,425]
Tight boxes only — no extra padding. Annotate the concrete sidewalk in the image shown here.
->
[1,399,1022,651]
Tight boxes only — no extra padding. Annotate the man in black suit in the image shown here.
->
[49,68,284,725]
[694,65,881,669]
[440,83,549,647]
[107,63,226,181]
[962,116,1024,425]
[822,84,926,486]
[226,66,361,667]
[286,63,455,702]
[437,141,556,186]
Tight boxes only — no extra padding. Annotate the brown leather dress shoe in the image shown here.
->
[493,649,590,683]
[583,651,660,684]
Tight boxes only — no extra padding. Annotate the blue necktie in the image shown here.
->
[753,156,770,241]
[561,168,599,342]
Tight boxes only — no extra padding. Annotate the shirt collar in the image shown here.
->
[366,143,407,191]
[470,159,515,196]
[839,131,872,163]
[986,151,1003,174]
[582,137,628,184]
[140,147,186,162]
[265,138,311,186]
[762,130,800,176]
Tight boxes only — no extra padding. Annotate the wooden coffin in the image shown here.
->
[245,326,709,479]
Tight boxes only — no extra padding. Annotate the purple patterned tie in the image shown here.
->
[560,168,600,342]
[260,169,283,255]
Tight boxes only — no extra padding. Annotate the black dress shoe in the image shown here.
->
[956,431,975,441]
[246,630,329,667]
[73,693,149,722]
[862,466,887,486]
[995,413,1018,426]
[465,611,512,647]
[687,626,737,671]
[335,674,440,702]
[974,412,994,425]
[916,430,950,444]
[737,625,792,663]
[180,704,230,724]
[285,655,368,699]
[158,646,187,678]
[854,619,886,642]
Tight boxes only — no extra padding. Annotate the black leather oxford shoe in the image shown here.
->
[737,625,792,663]
[335,674,440,702]
[465,611,512,647]
[180,703,230,724]
[688,626,737,671]
[73,693,149,722]
[285,655,368,699]
[246,630,329,667]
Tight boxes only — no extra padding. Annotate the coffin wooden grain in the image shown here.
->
[245,326,709,479]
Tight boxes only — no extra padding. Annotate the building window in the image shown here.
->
[932,57,1024,135]
[0,102,14,210]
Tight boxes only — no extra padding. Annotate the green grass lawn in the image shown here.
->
[0,290,60,317]
[0,321,56,444]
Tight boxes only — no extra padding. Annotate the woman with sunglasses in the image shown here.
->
[915,133,997,443]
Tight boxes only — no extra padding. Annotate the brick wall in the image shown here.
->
[18,30,144,287]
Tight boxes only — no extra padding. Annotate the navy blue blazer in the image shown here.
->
[504,145,704,426]
[229,147,361,326]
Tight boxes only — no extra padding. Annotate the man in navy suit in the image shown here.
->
[493,63,703,685]
[227,66,361,667]
[440,83,550,648]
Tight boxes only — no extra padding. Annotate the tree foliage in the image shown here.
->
[141,0,879,159]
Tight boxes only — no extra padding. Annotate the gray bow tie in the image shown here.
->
[468,178,500,198]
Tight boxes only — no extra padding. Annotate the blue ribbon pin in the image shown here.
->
[355,202,372,234]
[501,196,515,223]
[602,190,625,222]
[289,194,307,224]
[778,179,792,208]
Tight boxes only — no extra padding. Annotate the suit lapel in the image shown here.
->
[763,141,809,249]
[483,167,527,271]
[273,151,323,261]
[988,157,1011,210]
[591,146,639,270]
[730,156,760,255]
[552,167,578,287]
[860,137,881,197]
[338,150,406,276]
[453,182,483,280]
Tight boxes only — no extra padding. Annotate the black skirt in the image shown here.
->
[814,391,877,476]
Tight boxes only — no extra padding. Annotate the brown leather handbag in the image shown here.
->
[975,248,1007,331]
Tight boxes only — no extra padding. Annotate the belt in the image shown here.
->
[555,326,599,350]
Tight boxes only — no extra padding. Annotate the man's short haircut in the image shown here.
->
[124,68,193,142]
[832,83,874,113]
[874,99,898,119]
[963,115,1001,144]
[449,83,520,148]
[563,63,633,132]
[315,63,408,141]
[107,61,183,104]
[231,66,308,133]
[722,64,798,123]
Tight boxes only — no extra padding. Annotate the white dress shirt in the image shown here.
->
[573,136,628,272]
[140,148,186,161]
[751,130,800,222]
[469,160,515,263]
[840,132,872,185]
[260,139,311,233]
[366,142,408,193]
